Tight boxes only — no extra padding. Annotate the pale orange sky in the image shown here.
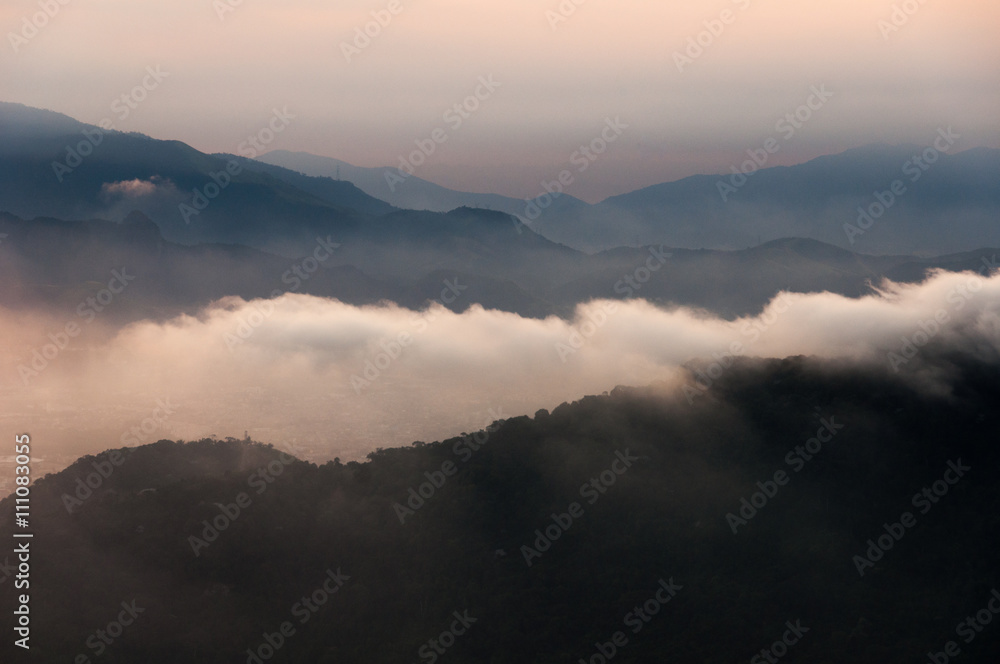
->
[2,0,997,202]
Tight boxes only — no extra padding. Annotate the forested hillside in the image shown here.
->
[3,353,998,663]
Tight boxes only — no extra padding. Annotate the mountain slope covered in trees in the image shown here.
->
[3,353,998,663]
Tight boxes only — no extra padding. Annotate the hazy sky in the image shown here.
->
[2,0,997,202]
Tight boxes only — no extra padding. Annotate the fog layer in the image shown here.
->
[2,269,997,467]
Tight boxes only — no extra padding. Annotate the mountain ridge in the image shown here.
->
[259,141,1000,256]
[3,209,998,323]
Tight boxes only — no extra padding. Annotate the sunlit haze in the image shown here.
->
[2,0,997,201]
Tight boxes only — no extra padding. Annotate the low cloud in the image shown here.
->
[2,269,998,468]
[100,176,172,200]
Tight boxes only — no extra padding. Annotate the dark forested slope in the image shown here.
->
[2,353,999,663]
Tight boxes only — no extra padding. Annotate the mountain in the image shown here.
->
[5,103,998,260]
[257,148,590,218]
[0,102,394,256]
[3,102,997,323]
[2,211,996,324]
[528,144,1000,255]
[0,211,553,322]
[217,154,396,216]
[1,102,598,273]
[3,353,998,663]
[258,144,1000,257]
[548,238,999,317]
[0,210,392,320]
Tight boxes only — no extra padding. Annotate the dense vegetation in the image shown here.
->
[2,353,999,663]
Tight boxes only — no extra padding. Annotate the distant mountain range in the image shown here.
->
[0,102,390,257]
[552,142,1000,255]
[262,144,1000,256]
[2,101,998,323]
[256,149,588,219]
[2,210,996,325]
[5,101,999,260]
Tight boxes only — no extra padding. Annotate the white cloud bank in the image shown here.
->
[1,269,998,467]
